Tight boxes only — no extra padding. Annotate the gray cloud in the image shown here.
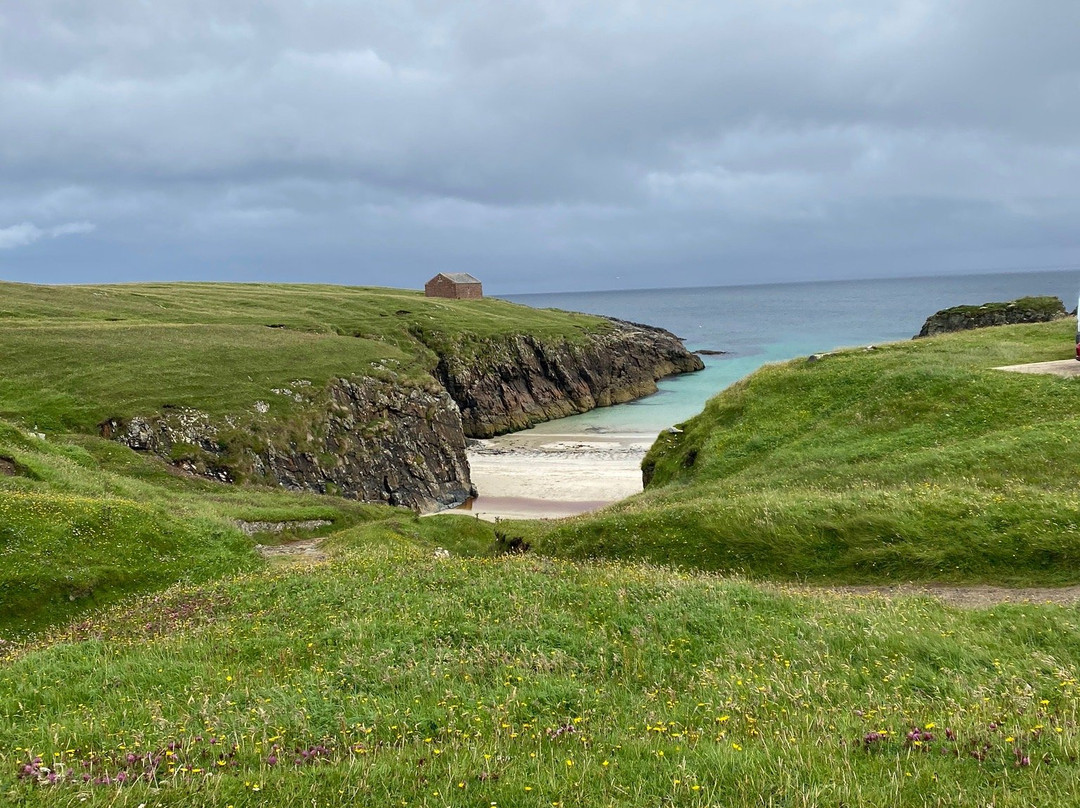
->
[0,1,1078,290]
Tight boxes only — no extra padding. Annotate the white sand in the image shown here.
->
[434,430,655,521]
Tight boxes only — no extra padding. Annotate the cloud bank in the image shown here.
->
[0,1,1077,290]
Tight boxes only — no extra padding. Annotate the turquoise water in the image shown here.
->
[505,270,1080,434]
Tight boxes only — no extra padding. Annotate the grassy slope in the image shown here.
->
[3,300,1080,804]
[0,417,407,636]
[924,294,1067,320]
[0,282,609,431]
[530,319,1080,584]
[2,534,1079,807]
[0,282,604,633]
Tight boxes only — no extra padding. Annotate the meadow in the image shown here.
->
[3,533,1079,807]
[0,282,608,432]
[3,287,1080,805]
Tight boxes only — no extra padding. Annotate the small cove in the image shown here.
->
[452,269,1080,519]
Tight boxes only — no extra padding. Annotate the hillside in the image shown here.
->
[0,282,607,431]
[0,282,699,511]
[0,415,404,635]
[3,298,1080,806]
[531,318,1080,583]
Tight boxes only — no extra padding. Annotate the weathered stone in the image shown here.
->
[431,318,704,438]
[915,296,1068,338]
[104,379,473,513]
[234,519,333,536]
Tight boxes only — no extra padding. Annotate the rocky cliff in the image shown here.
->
[916,296,1068,338]
[100,316,703,511]
[430,318,705,438]
[102,378,473,513]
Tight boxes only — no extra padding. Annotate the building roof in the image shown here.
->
[434,272,481,285]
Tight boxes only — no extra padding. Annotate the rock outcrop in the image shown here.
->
[430,318,705,438]
[102,378,473,513]
[101,316,704,511]
[916,296,1068,338]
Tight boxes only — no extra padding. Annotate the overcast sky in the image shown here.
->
[1,1,1078,293]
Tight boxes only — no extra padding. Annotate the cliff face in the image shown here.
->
[102,378,473,513]
[101,317,703,511]
[916,296,1067,338]
[431,318,705,438]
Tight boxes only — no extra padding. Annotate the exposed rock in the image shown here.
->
[915,296,1068,338]
[429,318,704,438]
[254,539,326,562]
[103,378,474,513]
[693,349,728,356]
[234,519,333,536]
[254,378,473,512]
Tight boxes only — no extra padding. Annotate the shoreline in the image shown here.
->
[435,430,653,522]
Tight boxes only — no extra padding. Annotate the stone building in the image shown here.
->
[424,273,483,300]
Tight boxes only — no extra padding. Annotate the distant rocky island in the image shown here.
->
[915,295,1069,338]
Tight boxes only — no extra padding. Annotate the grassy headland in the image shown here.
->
[531,318,1080,584]
[0,282,608,432]
[0,282,606,632]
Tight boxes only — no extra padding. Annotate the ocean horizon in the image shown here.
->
[502,269,1080,434]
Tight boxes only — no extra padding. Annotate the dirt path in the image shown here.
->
[809,583,1080,608]
[255,538,328,563]
[995,359,1080,377]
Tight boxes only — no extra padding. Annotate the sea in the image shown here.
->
[501,269,1080,436]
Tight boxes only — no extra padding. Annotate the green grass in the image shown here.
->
[0,281,609,633]
[4,295,1080,804]
[528,319,1080,584]
[2,535,1079,806]
[923,294,1067,321]
[0,282,609,432]
[0,418,401,637]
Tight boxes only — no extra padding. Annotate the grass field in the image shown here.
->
[4,289,1080,805]
[0,282,609,432]
[0,417,402,636]
[529,318,1080,584]
[3,534,1079,807]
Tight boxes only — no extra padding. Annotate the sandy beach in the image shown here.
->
[438,429,654,521]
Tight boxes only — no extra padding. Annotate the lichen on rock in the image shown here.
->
[915,296,1067,338]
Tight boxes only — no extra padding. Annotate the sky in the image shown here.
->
[1,1,1078,294]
